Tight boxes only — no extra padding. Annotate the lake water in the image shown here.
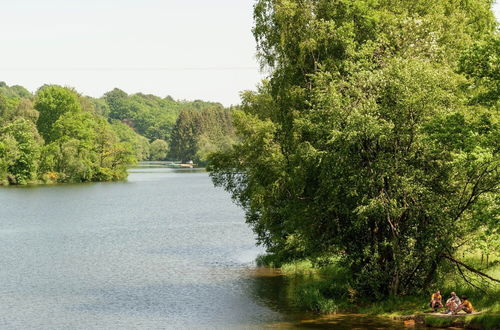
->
[0,164,415,329]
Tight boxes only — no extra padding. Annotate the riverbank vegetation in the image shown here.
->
[256,255,499,328]
[209,0,499,327]
[0,82,236,185]
[0,84,133,184]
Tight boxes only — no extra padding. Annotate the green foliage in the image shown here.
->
[0,134,20,185]
[169,109,202,162]
[0,82,31,99]
[170,106,235,163]
[149,139,169,161]
[103,89,223,142]
[459,34,500,107]
[0,80,234,184]
[423,315,456,327]
[34,85,82,142]
[0,83,135,185]
[465,310,500,330]
[0,94,10,125]
[40,111,134,183]
[0,119,42,184]
[263,255,499,327]
[209,0,499,298]
[0,84,38,125]
[111,121,150,161]
[15,99,39,123]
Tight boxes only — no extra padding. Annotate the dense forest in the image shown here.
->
[209,0,499,305]
[0,82,235,185]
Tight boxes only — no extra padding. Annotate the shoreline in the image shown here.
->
[392,312,499,329]
[254,258,499,330]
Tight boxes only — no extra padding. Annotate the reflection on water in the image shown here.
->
[244,268,426,329]
[0,164,415,329]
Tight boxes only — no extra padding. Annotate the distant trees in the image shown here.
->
[101,88,233,162]
[0,81,237,184]
[104,88,223,143]
[149,139,169,161]
[111,121,150,161]
[0,83,135,185]
[169,109,200,162]
[0,82,31,98]
[170,106,235,163]
[0,118,42,184]
[35,85,82,142]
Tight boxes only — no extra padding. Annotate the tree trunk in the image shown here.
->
[391,272,400,296]
[390,234,400,296]
[423,257,440,288]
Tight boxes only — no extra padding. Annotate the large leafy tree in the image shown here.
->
[170,109,205,162]
[34,85,82,142]
[42,111,99,182]
[209,0,498,297]
[41,111,134,183]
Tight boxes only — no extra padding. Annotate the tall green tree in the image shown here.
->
[104,88,131,120]
[38,110,134,183]
[34,85,82,142]
[209,0,498,297]
[170,107,235,163]
[170,109,202,162]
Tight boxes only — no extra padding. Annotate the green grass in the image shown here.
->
[424,315,457,327]
[464,312,500,330]
[257,254,500,329]
[358,295,428,316]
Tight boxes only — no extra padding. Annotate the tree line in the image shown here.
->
[102,88,236,164]
[209,0,499,298]
[0,83,236,185]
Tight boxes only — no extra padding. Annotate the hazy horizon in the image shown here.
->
[1,0,499,106]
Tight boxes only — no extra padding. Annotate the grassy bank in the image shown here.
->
[256,255,499,329]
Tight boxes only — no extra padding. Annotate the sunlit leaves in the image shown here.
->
[210,0,499,297]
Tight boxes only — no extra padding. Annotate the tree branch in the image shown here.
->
[441,254,500,283]
[455,260,487,293]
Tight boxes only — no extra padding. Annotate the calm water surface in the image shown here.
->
[0,164,416,329]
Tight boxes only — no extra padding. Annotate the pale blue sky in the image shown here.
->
[0,0,499,106]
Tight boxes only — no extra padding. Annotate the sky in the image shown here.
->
[0,0,499,106]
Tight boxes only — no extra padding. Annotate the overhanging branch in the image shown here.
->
[441,254,500,283]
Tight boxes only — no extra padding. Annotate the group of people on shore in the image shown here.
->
[430,290,474,315]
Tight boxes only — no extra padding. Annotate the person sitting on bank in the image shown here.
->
[445,292,461,314]
[429,290,443,312]
[455,296,474,314]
